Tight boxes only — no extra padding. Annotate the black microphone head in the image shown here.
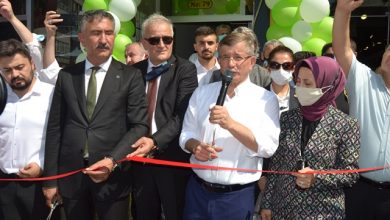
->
[222,70,233,84]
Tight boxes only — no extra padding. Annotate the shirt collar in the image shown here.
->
[195,58,220,73]
[232,76,251,97]
[8,76,43,99]
[84,56,112,72]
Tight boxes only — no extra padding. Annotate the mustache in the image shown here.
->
[96,44,110,50]
[201,49,212,53]
[11,76,25,84]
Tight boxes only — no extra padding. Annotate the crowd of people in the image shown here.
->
[0,0,389,219]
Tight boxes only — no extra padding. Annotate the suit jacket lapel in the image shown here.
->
[91,60,121,120]
[72,62,88,121]
[157,56,176,105]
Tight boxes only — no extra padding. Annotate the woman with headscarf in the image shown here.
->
[260,56,360,220]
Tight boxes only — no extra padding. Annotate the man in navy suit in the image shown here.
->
[129,13,198,220]
[42,10,148,220]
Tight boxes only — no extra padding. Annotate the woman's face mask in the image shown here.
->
[270,69,292,85]
[295,85,333,106]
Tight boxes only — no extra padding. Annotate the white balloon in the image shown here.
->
[300,0,330,23]
[109,0,136,22]
[265,0,280,9]
[133,0,141,6]
[278,37,302,53]
[107,11,121,35]
[291,20,312,42]
[76,53,86,63]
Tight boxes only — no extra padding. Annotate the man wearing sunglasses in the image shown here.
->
[333,1,390,219]
[129,13,198,220]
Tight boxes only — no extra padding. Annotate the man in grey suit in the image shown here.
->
[42,10,149,220]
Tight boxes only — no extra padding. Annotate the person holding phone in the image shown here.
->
[260,56,360,220]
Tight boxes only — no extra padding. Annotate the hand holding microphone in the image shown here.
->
[209,70,234,129]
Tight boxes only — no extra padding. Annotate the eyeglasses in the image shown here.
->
[268,61,294,71]
[144,36,174,45]
[220,55,252,65]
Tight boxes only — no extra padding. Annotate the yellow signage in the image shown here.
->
[188,0,213,9]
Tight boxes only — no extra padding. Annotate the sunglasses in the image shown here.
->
[269,61,294,71]
[144,36,174,45]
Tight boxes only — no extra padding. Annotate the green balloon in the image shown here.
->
[83,0,108,11]
[302,38,326,56]
[266,24,290,41]
[271,0,302,27]
[119,21,135,37]
[311,16,334,43]
[113,34,132,63]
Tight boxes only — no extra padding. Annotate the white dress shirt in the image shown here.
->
[84,57,112,102]
[145,59,167,134]
[194,58,220,87]
[0,78,54,174]
[26,36,61,85]
[270,84,290,114]
[180,77,280,185]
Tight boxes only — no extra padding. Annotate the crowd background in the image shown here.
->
[0,0,390,220]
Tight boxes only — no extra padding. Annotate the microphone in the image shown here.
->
[216,70,233,106]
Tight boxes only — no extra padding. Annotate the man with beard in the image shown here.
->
[0,39,54,220]
[193,26,220,86]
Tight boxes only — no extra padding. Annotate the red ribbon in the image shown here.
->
[0,156,389,182]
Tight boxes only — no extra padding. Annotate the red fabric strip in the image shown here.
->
[0,156,388,182]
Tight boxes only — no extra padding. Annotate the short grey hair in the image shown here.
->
[263,39,283,52]
[125,41,147,53]
[218,32,256,57]
[232,26,259,55]
[79,10,114,33]
[141,13,174,37]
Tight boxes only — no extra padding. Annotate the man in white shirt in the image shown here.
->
[180,32,280,220]
[0,39,54,220]
[193,26,220,86]
[0,0,59,85]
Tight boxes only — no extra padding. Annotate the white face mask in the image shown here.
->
[295,85,332,106]
[270,69,292,85]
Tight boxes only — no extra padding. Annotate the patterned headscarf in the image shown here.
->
[294,56,346,121]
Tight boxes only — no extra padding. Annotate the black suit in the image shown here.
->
[43,59,149,219]
[131,55,198,220]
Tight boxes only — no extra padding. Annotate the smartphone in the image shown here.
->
[57,14,79,27]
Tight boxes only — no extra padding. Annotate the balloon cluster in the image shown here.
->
[77,0,141,63]
[265,0,333,55]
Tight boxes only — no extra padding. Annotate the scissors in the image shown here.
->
[46,200,59,220]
